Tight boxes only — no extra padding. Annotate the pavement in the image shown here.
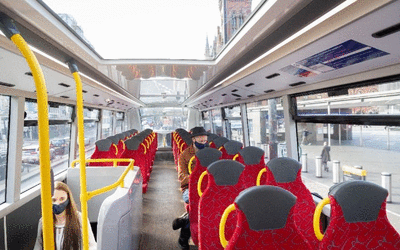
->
[299,143,400,232]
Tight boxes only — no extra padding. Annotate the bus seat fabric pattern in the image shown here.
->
[189,148,222,245]
[265,157,318,248]
[319,181,400,250]
[226,186,311,250]
[236,146,266,188]
[198,160,246,250]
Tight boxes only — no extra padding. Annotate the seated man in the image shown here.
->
[173,126,208,250]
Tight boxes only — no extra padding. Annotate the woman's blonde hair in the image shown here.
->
[42,181,82,249]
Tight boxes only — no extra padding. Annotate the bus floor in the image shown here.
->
[139,159,198,250]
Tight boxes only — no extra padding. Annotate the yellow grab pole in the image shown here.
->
[0,14,55,249]
[68,61,89,250]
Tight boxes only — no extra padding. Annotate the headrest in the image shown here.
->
[175,128,187,133]
[207,160,245,186]
[95,139,112,152]
[235,186,296,231]
[329,181,388,223]
[213,137,229,148]
[196,148,222,167]
[124,138,142,151]
[181,135,193,146]
[224,140,243,155]
[115,133,125,140]
[239,146,264,165]
[107,136,119,145]
[123,131,130,138]
[267,157,301,183]
[207,133,219,142]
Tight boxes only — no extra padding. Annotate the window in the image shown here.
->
[247,98,285,160]
[211,109,223,136]
[0,95,10,204]
[22,100,73,193]
[101,109,113,139]
[140,107,188,132]
[81,108,99,158]
[202,111,211,132]
[115,112,124,134]
[224,106,243,144]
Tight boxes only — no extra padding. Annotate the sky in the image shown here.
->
[43,0,223,60]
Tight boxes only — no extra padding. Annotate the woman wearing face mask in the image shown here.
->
[34,181,97,250]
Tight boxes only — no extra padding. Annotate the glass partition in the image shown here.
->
[140,107,188,132]
[211,108,223,136]
[0,95,10,203]
[224,106,243,143]
[101,109,113,139]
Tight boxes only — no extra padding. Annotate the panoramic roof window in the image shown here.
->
[42,0,264,60]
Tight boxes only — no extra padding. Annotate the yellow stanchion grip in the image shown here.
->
[256,168,267,186]
[188,156,195,174]
[233,154,239,161]
[218,146,223,151]
[180,143,185,153]
[314,197,330,241]
[145,138,150,149]
[121,140,125,150]
[220,204,236,248]
[197,171,207,197]
[113,144,118,156]
[141,143,147,154]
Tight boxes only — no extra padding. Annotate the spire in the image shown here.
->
[204,34,211,59]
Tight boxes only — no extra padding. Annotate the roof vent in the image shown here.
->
[266,73,280,79]
[245,83,255,87]
[235,98,241,101]
[82,90,87,93]
[25,72,33,76]
[372,23,400,38]
[93,94,99,97]
[231,89,238,92]
[58,83,70,88]
[0,81,15,87]
[247,94,255,98]
[222,93,227,96]
[264,89,275,93]
[60,95,69,99]
[232,93,241,97]
[289,81,306,87]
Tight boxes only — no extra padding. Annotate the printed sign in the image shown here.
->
[280,40,389,77]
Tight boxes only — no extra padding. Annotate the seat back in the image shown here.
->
[318,181,400,250]
[212,137,229,150]
[224,186,311,250]
[198,160,246,250]
[97,167,142,250]
[222,140,243,159]
[189,147,222,245]
[265,157,318,248]
[89,139,114,166]
[236,146,265,187]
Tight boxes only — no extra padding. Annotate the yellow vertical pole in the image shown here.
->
[0,15,55,249]
[68,61,89,250]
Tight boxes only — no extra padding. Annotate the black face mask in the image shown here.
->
[53,199,69,215]
[194,141,208,150]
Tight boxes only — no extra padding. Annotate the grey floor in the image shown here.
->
[139,157,198,250]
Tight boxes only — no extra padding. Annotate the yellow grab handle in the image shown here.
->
[314,197,330,241]
[141,143,147,154]
[121,140,125,150]
[113,144,118,155]
[256,168,267,186]
[188,156,195,174]
[180,143,185,153]
[233,154,239,161]
[220,204,236,248]
[197,171,208,197]
[218,146,223,151]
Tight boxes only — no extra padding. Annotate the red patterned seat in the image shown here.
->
[107,135,123,158]
[89,139,116,166]
[188,147,222,245]
[236,146,265,188]
[265,157,318,248]
[221,140,243,159]
[212,137,229,151]
[208,134,220,149]
[317,181,400,250]
[222,186,312,250]
[198,160,246,250]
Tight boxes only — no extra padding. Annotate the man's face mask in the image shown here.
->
[194,135,208,149]
[53,199,69,215]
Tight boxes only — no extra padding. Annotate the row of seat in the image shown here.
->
[89,129,157,193]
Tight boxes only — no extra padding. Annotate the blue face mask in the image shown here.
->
[53,199,69,215]
[194,141,208,150]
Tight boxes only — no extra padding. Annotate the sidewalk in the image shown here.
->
[300,144,400,232]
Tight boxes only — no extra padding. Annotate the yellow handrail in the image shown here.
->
[188,156,195,174]
[256,168,267,186]
[218,146,224,151]
[219,204,236,248]
[141,143,147,154]
[113,144,118,156]
[8,28,54,250]
[180,142,185,153]
[197,171,207,197]
[232,154,239,161]
[71,158,134,169]
[313,197,330,241]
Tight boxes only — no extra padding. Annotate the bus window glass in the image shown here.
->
[115,112,124,134]
[101,110,113,139]
[140,107,187,132]
[0,95,10,204]
[224,106,243,144]
[22,101,72,193]
[79,108,99,158]
[202,111,211,133]
[211,109,223,136]
[296,82,400,116]
[247,97,285,160]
